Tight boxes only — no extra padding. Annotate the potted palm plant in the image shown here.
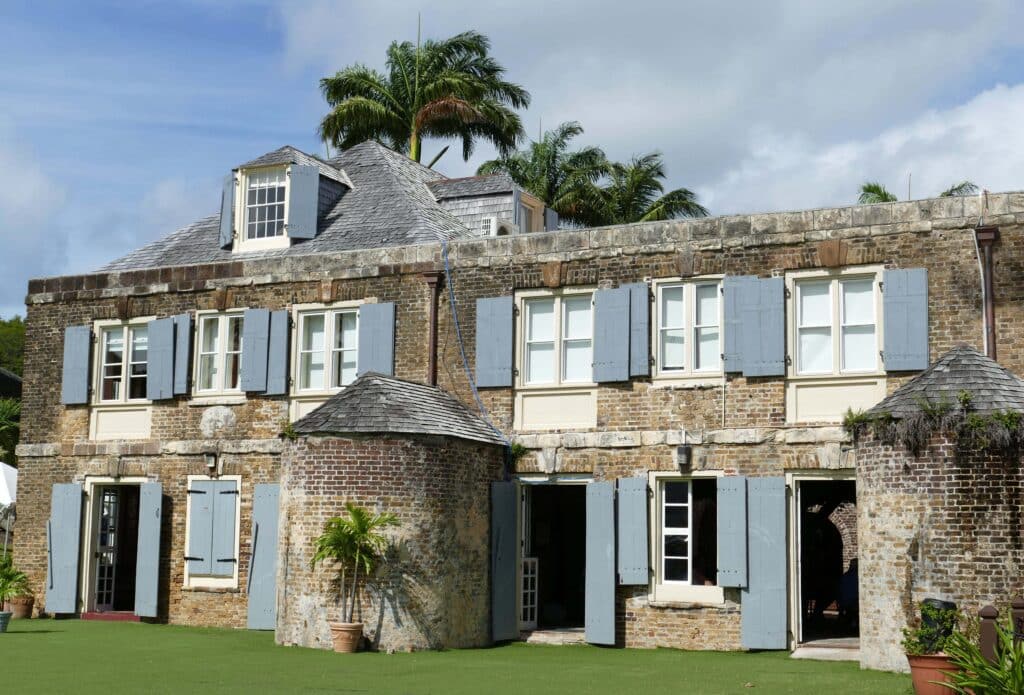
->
[0,553,30,633]
[310,502,398,653]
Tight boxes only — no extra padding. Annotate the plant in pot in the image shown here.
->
[902,600,960,694]
[941,610,1024,694]
[310,502,398,653]
[0,553,31,633]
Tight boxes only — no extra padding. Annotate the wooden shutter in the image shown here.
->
[490,481,518,642]
[722,276,750,373]
[146,317,176,401]
[212,479,239,577]
[286,164,319,240]
[585,481,616,645]
[46,483,82,614]
[741,477,787,650]
[247,483,280,630]
[475,296,514,387]
[357,302,395,376]
[616,476,649,585]
[512,188,522,226]
[625,283,650,377]
[219,173,235,248]
[265,310,290,396]
[593,287,630,383]
[172,314,192,396]
[61,325,92,405]
[740,277,785,377]
[134,482,163,618]
[883,268,929,371]
[186,479,215,576]
[240,308,270,392]
[716,476,748,588]
[544,207,559,231]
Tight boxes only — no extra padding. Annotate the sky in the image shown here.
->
[2,0,1024,317]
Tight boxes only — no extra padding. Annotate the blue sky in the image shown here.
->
[2,0,1024,317]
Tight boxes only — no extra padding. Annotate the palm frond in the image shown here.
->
[858,181,898,204]
[940,180,979,197]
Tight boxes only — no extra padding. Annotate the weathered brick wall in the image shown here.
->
[275,434,504,652]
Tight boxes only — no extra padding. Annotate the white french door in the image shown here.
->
[94,487,120,612]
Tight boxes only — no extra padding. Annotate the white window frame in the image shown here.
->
[92,318,154,406]
[291,301,362,397]
[232,166,292,252]
[515,287,596,390]
[183,474,242,590]
[192,311,245,397]
[652,277,724,382]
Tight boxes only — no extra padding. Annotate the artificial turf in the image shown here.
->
[1,619,911,694]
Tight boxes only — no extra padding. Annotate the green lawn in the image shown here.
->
[2,619,910,694]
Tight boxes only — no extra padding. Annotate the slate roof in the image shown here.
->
[238,145,353,187]
[427,174,515,199]
[867,345,1024,418]
[291,372,507,446]
[99,141,482,272]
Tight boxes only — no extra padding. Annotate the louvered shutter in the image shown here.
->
[585,481,616,645]
[45,483,82,614]
[286,164,319,240]
[740,277,785,377]
[212,479,238,577]
[146,317,176,400]
[490,481,518,641]
[593,287,630,383]
[475,296,514,387]
[186,480,215,576]
[357,302,395,376]
[616,477,649,585]
[883,268,929,371]
[247,483,280,630]
[173,314,192,395]
[61,325,92,405]
[219,173,235,248]
[265,310,290,396]
[716,476,748,588]
[240,308,270,392]
[741,477,787,650]
[626,283,650,377]
[722,277,749,373]
[512,188,522,226]
[134,482,163,618]
[544,207,559,231]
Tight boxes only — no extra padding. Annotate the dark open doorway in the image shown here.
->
[94,484,140,613]
[528,484,586,629]
[798,479,858,643]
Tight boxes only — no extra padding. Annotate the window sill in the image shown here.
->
[182,585,240,594]
[515,382,597,392]
[650,374,723,389]
[649,584,725,607]
[786,371,885,382]
[233,235,291,253]
[188,394,246,407]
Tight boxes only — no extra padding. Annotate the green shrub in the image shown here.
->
[901,601,958,655]
[943,613,1024,694]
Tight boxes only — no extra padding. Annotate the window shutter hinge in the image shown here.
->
[513,367,520,377]
[220,489,239,495]
[186,488,207,495]
[184,556,203,561]
[513,305,520,317]
[785,355,792,366]
[784,287,792,299]
[217,558,238,563]
[879,281,885,293]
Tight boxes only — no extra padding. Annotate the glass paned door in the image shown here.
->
[95,487,120,611]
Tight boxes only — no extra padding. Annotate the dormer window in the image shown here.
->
[245,169,287,240]
[221,159,322,253]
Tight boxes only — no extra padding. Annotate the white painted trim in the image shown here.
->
[515,286,597,391]
[192,309,246,397]
[91,317,155,407]
[289,299,364,398]
[183,474,242,590]
[80,476,150,614]
[651,275,724,379]
[233,166,292,253]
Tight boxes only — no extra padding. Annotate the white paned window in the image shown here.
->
[797,281,832,374]
[297,309,359,392]
[195,314,244,394]
[655,477,719,589]
[245,169,286,240]
[841,279,876,372]
[661,481,691,583]
[796,275,879,376]
[561,296,593,383]
[100,325,148,402]
[522,293,594,386]
[656,281,722,376]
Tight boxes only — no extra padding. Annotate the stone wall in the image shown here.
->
[857,432,1024,672]
[276,434,504,652]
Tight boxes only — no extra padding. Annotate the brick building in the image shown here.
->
[13,140,1024,669]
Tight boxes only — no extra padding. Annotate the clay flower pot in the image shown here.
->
[0,611,11,633]
[329,621,364,653]
[906,653,958,695]
[6,595,34,619]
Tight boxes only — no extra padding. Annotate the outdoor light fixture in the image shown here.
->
[204,451,219,474]
[677,445,693,471]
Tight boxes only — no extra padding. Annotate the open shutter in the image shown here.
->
[134,482,163,618]
[722,277,749,373]
[146,317,176,401]
[240,308,270,392]
[61,325,92,405]
[46,483,82,614]
[616,477,648,585]
[883,268,929,371]
[286,164,319,240]
[475,296,514,387]
[593,287,630,383]
[219,173,235,248]
[741,477,787,650]
[585,481,616,645]
[741,277,785,377]
[265,310,290,396]
[247,483,280,630]
[625,283,650,377]
[512,188,522,226]
[172,314,192,396]
[357,302,395,376]
[186,480,215,576]
[490,481,518,642]
[212,479,239,577]
[544,207,559,231]
[716,476,748,588]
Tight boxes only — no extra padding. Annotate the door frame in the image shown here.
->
[80,476,149,614]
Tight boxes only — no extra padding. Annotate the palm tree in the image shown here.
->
[858,181,898,204]
[0,398,19,466]
[584,153,708,226]
[319,30,530,164]
[477,121,610,226]
[940,181,979,197]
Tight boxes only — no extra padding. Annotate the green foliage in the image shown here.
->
[279,420,298,441]
[0,552,31,603]
[0,398,20,465]
[858,181,898,204]
[901,601,958,656]
[957,390,973,410]
[943,613,1024,694]
[940,181,980,198]
[0,316,24,377]
[583,153,708,226]
[509,442,528,463]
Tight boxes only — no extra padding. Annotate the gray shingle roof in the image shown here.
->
[98,141,473,272]
[291,373,507,446]
[427,174,515,199]
[238,145,353,187]
[867,345,1024,418]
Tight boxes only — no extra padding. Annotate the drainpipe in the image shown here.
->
[974,225,999,361]
[423,272,443,385]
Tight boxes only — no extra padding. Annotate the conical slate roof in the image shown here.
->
[867,344,1024,418]
[291,373,506,446]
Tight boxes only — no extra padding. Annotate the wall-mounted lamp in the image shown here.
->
[203,451,219,476]
[677,445,693,471]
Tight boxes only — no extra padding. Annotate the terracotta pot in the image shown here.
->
[329,622,364,653]
[6,596,34,619]
[907,653,959,695]
[0,611,10,633]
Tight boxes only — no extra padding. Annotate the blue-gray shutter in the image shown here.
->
[625,283,650,377]
[247,483,280,630]
[722,277,749,373]
[240,308,270,392]
[134,482,162,618]
[172,314,192,396]
[716,476,748,588]
[741,477,788,650]
[512,188,522,226]
[219,173,235,248]
[186,479,215,576]
[46,483,82,614]
[593,287,630,383]
[286,164,319,240]
[490,481,518,642]
[883,268,929,371]
[61,325,92,405]
[740,277,785,377]
[212,479,239,577]
[585,480,616,645]
[544,207,559,231]
[357,302,395,376]
[146,317,176,401]
[265,310,289,396]
[616,476,648,585]
[475,296,514,387]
